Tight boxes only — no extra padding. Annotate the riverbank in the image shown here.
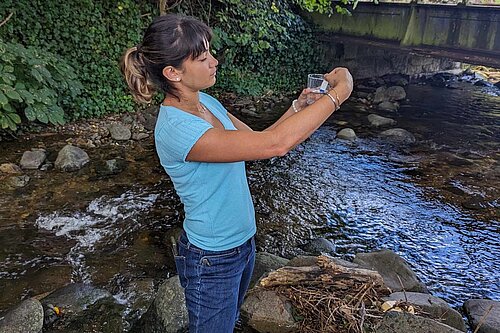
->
[0,69,498,332]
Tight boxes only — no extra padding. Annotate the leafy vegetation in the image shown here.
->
[0,40,82,130]
[178,0,329,96]
[0,0,353,131]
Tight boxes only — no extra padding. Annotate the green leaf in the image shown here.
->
[6,116,17,131]
[18,89,35,104]
[36,110,49,124]
[0,116,8,129]
[6,112,21,124]
[2,103,14,113]
[0,92,7,106]
[4,88,22,101]
[24,105,37,121]
[30,68,44,82]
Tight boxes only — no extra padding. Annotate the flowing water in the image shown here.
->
[0,80,498,325]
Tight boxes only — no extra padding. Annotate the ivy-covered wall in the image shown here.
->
[0,0,326,130]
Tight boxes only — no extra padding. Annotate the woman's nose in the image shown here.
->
[210,53,218,67]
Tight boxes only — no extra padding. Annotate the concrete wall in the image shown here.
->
[318,39,461,79]
[309,3,500,65]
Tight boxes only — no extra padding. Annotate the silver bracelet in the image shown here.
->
[292,99,299,113]
[325,92,340,111]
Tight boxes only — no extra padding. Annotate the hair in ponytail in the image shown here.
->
[120,14,212,103]
[121,46,156,104]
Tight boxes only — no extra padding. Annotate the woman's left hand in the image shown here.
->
[295,88,322,111]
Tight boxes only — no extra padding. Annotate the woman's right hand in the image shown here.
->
[324,67,353,104]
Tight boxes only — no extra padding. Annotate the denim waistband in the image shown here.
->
[178,230,253,255]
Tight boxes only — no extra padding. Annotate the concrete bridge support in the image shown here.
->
[309,3,500,67]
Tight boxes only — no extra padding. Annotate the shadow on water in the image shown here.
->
[0,80,498,320]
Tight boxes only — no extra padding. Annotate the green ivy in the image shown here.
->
[0,0,157,120]
[0,39,82,130]
[0,0,347,128]
[176,0,328,96]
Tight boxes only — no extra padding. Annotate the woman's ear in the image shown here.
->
[163,66,182,82]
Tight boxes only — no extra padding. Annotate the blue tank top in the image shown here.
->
[155,92,256,251]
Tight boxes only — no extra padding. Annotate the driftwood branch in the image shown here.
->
[257,255,390,333]
[0,12,13,28]
[260,255,385,288]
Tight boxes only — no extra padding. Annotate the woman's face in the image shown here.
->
[179,41,218,92]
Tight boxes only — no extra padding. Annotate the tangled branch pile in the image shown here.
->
[259,256,391,333]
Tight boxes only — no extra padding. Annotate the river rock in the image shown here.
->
[380,128,416,144]
[373,86,407,104]
[0,298,44,333]
[474,80,492,87]
[385,292,466,331]
[367,114,396,127]
[130,275,188,333]
[20,150,46,169]
[336,128,357,141]
[54,145,90,172]
[0,163,22,174]
[241,289,297,333]
[41,283,112,316]
[378,101,400,112]
[382,74,409,87]
[108,123,132,141]
[356,84,377,93]
[302,238,336,255]
[132,132,149,140]
[6,175,30,188]
[375,311,464,333]
[286,255,318,267]
[354,249,429,293]
[94,158,127,177]
[463,299,500,333]
[123,278,156,322]
[250,252,289,288]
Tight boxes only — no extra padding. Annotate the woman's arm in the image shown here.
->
[226,88,321,132]
[187,68,353,163]
[263,88,321,131]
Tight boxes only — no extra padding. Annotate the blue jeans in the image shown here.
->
[175,231,256,333]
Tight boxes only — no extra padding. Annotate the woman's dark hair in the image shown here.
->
[121,14,212,103]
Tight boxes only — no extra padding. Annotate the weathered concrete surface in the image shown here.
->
[311,3,500,67]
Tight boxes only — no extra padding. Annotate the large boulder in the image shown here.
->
[250,252,289,288]
[0,298,44,333]
[241,289,297,333]
[41,283,112,316]
[385,292,466,331]
[373,86,407,103]
[302,238,336,256]
[54,145,89,172]
[380,128,416,144]
[20,150,46,169]
[354,249,428,293]
[43,297,125,333]
[464,299,500,333]
[367,114,396,127]
[375,311,464,333]
[131,275,188,333]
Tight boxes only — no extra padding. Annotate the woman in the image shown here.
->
[121,14,353,333]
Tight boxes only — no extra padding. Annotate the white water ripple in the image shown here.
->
[35,190,159,282]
